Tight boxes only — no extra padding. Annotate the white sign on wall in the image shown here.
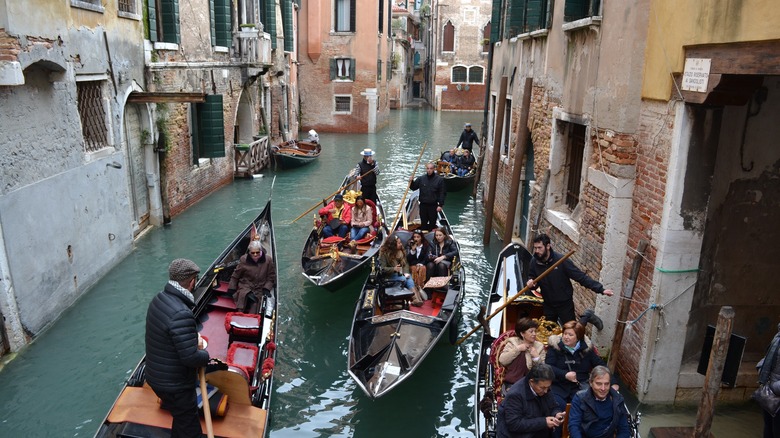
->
[682,58,711,93]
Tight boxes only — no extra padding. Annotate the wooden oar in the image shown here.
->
[392,141,428,230]
[456,250,575,345]
[501,257,508,330]
[199,367,215,438]
[290,168,378,224]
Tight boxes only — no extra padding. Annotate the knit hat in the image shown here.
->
[169,258,200,282]
[334,194,344,201]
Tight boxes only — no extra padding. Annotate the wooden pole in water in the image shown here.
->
[608,239,648,371]
[482,76,509,245]
[503,77,533,246]
[694,306,735,438]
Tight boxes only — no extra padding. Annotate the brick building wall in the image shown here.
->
[439,81,486,110]
[0,29,22,61]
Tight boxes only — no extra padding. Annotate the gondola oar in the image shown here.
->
[290,167,378,224]
[455,250,575,345]
[392,141,428,230]
[199,367,215,438]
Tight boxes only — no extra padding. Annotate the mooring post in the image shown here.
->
[693,305,735,438]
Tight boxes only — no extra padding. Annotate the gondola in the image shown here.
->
[95,200,278,438]
[347,190,466,399]
[271,139,321,168]
[300,170,388,290]
[436,150,477,192]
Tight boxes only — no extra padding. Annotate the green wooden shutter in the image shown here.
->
[198,95,226,159]
[215,0,231,47]
[350,0,356,32]
[565,0,588,21]
[387,60,391,81]
[281,0,294,52]
[506,0,525,37]
[349,58,356,80]
[147,0,157,41]
[377,60,382,81]
[190,104,200,163]
[526,0,543,31]
[330,58,337,80]
[490,0,502,43]
[265,0,277,49]
[209,0,216,46]
[161,0,180,44]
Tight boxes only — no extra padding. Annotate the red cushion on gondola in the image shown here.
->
[322,236,345,244]
[224,312,262,338]
[227,343,259,377]
[354,232,376,245]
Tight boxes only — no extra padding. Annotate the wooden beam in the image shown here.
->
[503,77,533,246]
[686,39,780,76]
[126,92,207,103]
[694,306,735,438]
[483,76,508,245]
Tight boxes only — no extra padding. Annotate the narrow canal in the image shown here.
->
[0,109,762,437]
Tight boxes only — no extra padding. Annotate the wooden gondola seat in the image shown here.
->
[378,280,414,312]
[225,312,263,345]
[226,343,259,378]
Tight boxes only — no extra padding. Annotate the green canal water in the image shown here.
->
[0,109,763,437]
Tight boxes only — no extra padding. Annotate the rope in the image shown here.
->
[616,281,696,326]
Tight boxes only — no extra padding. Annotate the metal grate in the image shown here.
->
[118,0,135,14]
[77,81,109,153]
[565,123,586,210]
[334,96,351,113]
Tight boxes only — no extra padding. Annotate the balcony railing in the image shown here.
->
[235,28,272,66]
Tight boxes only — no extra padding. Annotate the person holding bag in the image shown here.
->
[756,322,780,437]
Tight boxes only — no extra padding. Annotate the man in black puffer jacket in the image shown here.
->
[409,162,446,231]
[146,258,210,437]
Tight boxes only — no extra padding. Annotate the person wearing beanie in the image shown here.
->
[145,258,210,437]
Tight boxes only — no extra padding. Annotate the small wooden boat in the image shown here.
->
[300,171,389,290]
[95,200,278,438]
[347,190,466,398]
[437,150,477,192]
[271,139,321,168]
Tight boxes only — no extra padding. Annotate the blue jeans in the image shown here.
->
[387,273,415,290]
[351,226,369,241]
[323,224,348,238]
[457,167,470,176]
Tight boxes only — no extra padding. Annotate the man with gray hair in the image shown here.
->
[228,240,276,313]
[497,363,565,438]
[568,366,630,438]
[145,258,210,437]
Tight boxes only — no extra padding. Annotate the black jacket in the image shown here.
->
[145,283,209,392]
[545,335,607,402]
[431,239,458,261]
[528,250,605,305]
[568,387,631,438]
[357,159,378,188]
[410,173,446,206]
[457,129,480,151]
[456,153,476,170]
[497,375,562,438]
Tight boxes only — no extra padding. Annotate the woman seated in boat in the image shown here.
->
[454,148,476,176]
[545,320,615,417]
[496,317,545,393]
[227,240,277,313]
[407,229,431,288]
[349,196,374,242]
[427,228,458,277]
[379,235,424,306]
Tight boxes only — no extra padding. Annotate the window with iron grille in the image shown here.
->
[77,81,110,153]
[451,66,467,83]
[334,96,351,113]
[468,66,484,83]
[118,0,136,14]
[564,122,586,210]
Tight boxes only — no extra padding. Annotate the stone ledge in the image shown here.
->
[0,61,24,86]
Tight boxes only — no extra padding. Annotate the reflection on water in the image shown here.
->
[0,109,764,437]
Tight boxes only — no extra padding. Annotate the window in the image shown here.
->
[414,51,421,67]
[379,0,384,34]
[502,98,512,155]
[451,66,467,83]
[563,122,586,210]
[211,0,232,47]
[148,0,180,44]
[334,95,352,113]
[442,21,454,52]
[482,21,491,52]
[330,58,355,81]
[335,0,356,32]
[468,66,484,83]
[118,0,136,15]
[377,60,382,81]
[564,0,600,22]
[71,0,104,13]
[191,95,226,163]
[77,80,110,153]
[505,0,552,37]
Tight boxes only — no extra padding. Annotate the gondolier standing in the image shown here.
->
[356,148,379,203]
[456,123,479,152]
[145,258,210,437]
[409,162,446,231]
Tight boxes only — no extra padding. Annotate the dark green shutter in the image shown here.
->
[526,0,543,31]
[506,0,525,37]
[198,95,226,159]
[330,58,337,80]
[565,0,588,21]
[281,0,294,52]
[490,0,502,43]
[377,60,382,81]
[209,0,216,46]
[161,0,180,44]
[349,58,356,80]
[387,60,391,81]
[147,0,157,41]
[215,0,231,47]
[190,104,199,163]
[265,0,277,49]
[350,0,356,32]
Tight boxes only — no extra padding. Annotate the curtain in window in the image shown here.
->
[335,0,353,32]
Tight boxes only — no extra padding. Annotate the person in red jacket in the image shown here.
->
[318,193,351,238]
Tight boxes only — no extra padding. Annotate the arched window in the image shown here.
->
[482,22,491,52]
[468,66,484,83]
[451,65,467,83]
[443,21,454,52]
